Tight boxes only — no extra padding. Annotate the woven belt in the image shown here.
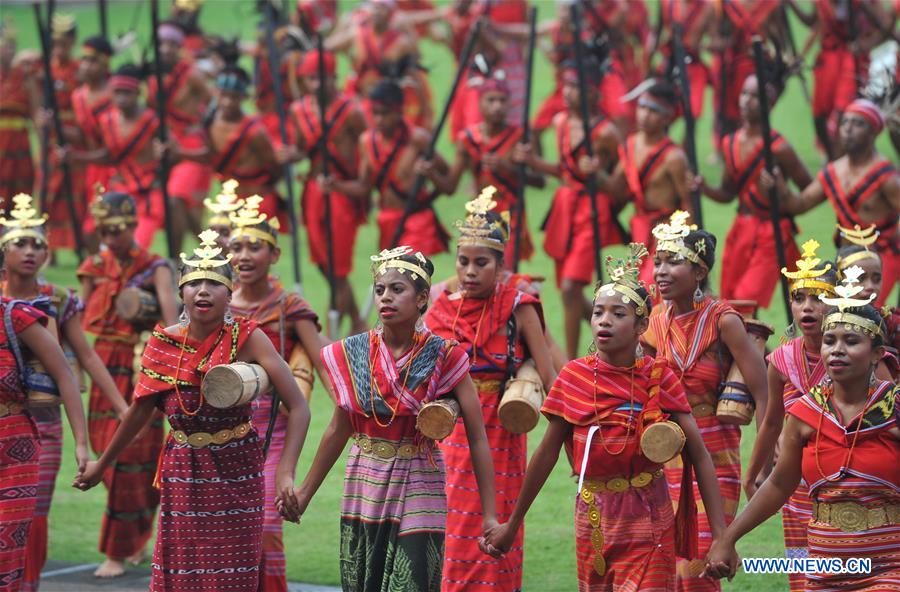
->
[812,501,900,533]
[691,403,715,418]
[171,422,252,448]
[0,117,27,131]
[0,402,25,418]
[354,434,422,460]
[472,379,502,393]
[578,469,664,577]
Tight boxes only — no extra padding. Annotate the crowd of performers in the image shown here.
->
[0,0,898,592]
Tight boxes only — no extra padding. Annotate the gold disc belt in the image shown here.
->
[171,422,252,448]
[691,403,715,418]
[812,501,900,533]
[0,402,25,418]
[354,434,422,460]
[472,379,502,393]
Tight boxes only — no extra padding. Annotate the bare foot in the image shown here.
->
[127,548,148,567]
[94,558,126,578]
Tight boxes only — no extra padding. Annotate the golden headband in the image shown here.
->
[228,195,279,246]
[455,186,509,253]
[782,239,834,294]
[819,265,881,339]
[0,193,47,247]
[371,246,431,286]
[594,243,651,317]
[837,224,881,272]
[652,210,708,269]
[179,229,233,289]
[51,14,76,39]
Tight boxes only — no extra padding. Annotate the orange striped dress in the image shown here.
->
[644,298,743,592]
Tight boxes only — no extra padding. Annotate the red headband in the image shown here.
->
[109,75,140,92]
[845,99,884,134]
[298,50,335,77]
[477,76,509,97]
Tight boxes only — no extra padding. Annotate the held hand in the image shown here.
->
[72,460,105,491]
[512,142,533,166]
[152,138,169,161]
[758,167,785,194]
[275,145,300,165]
[34,108,53,131]
[74,443,91,474]
[742,477,758,501]
[484,521,517,554]
[482,152,501,172]
[688,173,704,194]
[702,539,739,581]
[55,145,70,164]
[317,174,336,193]
[413,158,435,178]
[478,518,503,558]
[577,155,601,176]
[274,469,300,522]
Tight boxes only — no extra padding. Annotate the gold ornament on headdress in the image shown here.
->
[51,13,76,39]
[229,194,279,246]
[0,193,47,247]
[595,243,652,317]
[204,179,244,228]
[179,229,233,289]
[836,224,881,272]
[819,265,882,339]
[455,186,509,252]
[781,239,834,295]
[371,246,431,287]
[90,190,137,229]
[174,0,204,12]
[651,210,707,269]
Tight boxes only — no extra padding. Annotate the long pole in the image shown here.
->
[511,7,537,272]
[569,3,603,282]
[778,1,810,102]
[262,0,304,295]
[316,33,339,340]
[33,2,85,261]
[387,18,483,249]
[149,0,177,259]
[751,37,792,321]
[672,21,704,228]
[99,0,108,39]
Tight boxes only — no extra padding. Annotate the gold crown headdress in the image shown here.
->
[174,0,204,12]
[651,210,707,269]
[594,243,651,317]
[836,224,881,272]
[51,13,76,39]
[819,265,882,339]
[204,179,244,227]
[179,229,233,289]
[0,17,16,44]
[228,194,279,246]
[90,189,137,229]
[455,186,509,253]
[371,246,431,287]
[781,239,835,295]
[0,193,47,247]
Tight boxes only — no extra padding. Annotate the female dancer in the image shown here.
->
[642,211,768,591]
[279,247,500,591]
[74,229,311,592]
[485,244,726,591]
[228,196,324,592]
[706,271,899,589]
[742,240,836,591]
[424,190,556,591]
[0,193,127,590]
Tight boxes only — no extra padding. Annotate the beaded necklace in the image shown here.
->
[174,327,203,416]
[814,383,875,483]
[367,330,428,428]
[591,352,637,456]
[450,291,492,363]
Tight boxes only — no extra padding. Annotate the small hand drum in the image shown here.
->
[640,420,686,464]
[203,362,271,409]
[416,397,460,440]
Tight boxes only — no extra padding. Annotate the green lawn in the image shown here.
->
[2,1,896,590]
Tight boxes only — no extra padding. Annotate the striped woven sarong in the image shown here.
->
[0,415,39,592]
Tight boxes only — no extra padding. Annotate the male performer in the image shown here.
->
[656,0,714,120]
[0,20,38,205]
[602,79,692,286]
[147,21,212,251]
[329,79,450,255]
[64,65,164,248]
[253,23,303,143]
[515,59,625,360]
[695,73,812,308]
[769,98,899,306]
[280,49,368,332]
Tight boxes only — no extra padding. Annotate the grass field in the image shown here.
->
[1,1,896,590]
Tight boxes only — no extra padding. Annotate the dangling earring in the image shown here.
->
[373,321,383,336]
[415,317,425,333]
[178,309,190,328]
[869,368,878,387]
[635,342,644,359]
[587,340,597,355]
[784,322,797,340]
[223,309,235,326]
[693,284,704,303]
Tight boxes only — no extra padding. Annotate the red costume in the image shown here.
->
[364,123,449,255]
[96,107,163,248]
[71,84,113,229]
[254,57,294,144]
[644,298,744,592]
[618,134,678,285]
[818,160,899,307]
[458,123,533,262]
[291,94,364,277]
[77,249,166,561]
[812,0,870,119]
[718,130,802,307]
[542,354,691,591]
[134,319,264,592]
[787,381,899,590]
[146,60,212,206]
[544,114,626,285]
[660,0,710,119]
[425,282,542,592]
[0,63,35,205]
[0,302,46,592]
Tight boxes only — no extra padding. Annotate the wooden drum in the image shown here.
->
[416,397,460,440]
[716,319,773,426]
[115,287,160,329]
[203,362,271,409]
[640,420,686,464]
[499,360,545,433]
[288,344,314,402]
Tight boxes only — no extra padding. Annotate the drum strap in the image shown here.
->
[576,425,600,495]
[263,296,288,457]
[502,313,518,395]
